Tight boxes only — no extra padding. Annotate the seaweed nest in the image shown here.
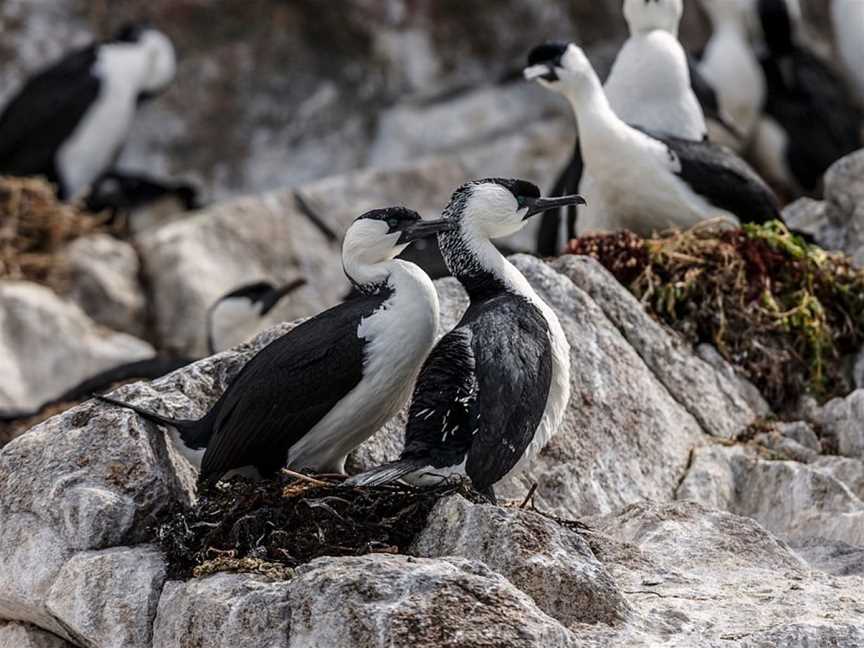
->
[156,472,487,580]
[567,222,864,409]
[0,176,106,287]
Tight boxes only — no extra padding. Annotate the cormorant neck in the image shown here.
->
[440,220,533,302]
[562,72,631,152]
[342,258,397,296]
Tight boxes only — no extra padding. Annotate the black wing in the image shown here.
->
[761,51,862,192]
[403,294,553,490]
[0,46,101,190]
[644,129,781,224]
[537,137,583,256]
[199,290,389,479]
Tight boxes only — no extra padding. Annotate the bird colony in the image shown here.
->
[1,1,864,646]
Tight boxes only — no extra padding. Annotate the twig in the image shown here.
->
[519,483,538,509]
[280,468,331,487]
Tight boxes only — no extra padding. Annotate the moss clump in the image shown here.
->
[568,221,864,409]
[0,176,106,287]
[155,473,487,580]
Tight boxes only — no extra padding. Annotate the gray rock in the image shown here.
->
[412,495,629,626]
[695,344,773,418]
[555,256,761,439]
[583,502,864,646]
[45,546,166,648]
[812,455,864,499]
[678,444,864,546]
[152,574,291,648]
[776,421,821,452]
[790,537,864,576]
[352,255,705,518]
[0,282,154,413]
[814,389,864,459]
[751,431,820,463]
[61,234,147,338]
[287,554,575,647]
[782,149,864,266]
[0,622,74,648]
[137,190,343,356]
[739,623,864,648]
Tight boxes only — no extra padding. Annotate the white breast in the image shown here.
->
[699,26,766,149]
[832,0,864,106]
[286,261,440,473]
[605,31,706,141]
[57,46,144,199]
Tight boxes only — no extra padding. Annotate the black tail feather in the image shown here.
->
[96,395,197,432]
[344,459,427,488]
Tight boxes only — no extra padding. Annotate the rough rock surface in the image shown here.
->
[554,256,762,439]
[353,255,706,518]
[678,443,864,546]
[152,574,291,648]
[45,547,166,648]
[286,555,575,648]
[62,234,147,339]
[0,622,74,648]
[580,501,864,647]
[783,149,864,266]
[0,282,154,413]
[812,389,864,459]
[412,495,629,626]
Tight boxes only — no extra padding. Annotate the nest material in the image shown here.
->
[0,176,106,287]
[156,473,488,580]
[568,221,864,409]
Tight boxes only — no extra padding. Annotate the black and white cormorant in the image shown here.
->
[526,42,781,237]
[100,207,451,481]
[752,0,862,195]
[697,0,767,151]
[0,24,176,200]
[348,179,582,501]
[206,278,307,355]
[538,0,736,254]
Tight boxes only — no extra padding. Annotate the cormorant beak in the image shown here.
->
[523,63,559,83]
[259,278,307,315]
[521,194,586,220]
[397,218,454,244]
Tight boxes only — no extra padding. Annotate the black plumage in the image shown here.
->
[651,130,782,224]
[757,0,862,192]
[0,47,100,197]
[101,288,391,481]
[399,294,552,494]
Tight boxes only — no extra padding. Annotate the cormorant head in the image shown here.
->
[342,207,452,268]
[445,178,585,240]
[111,23,177,96]
[206,279,307,354]
[623,0,684,36]
[524,42,595,96]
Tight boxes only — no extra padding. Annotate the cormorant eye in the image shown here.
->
[388,218,399,229]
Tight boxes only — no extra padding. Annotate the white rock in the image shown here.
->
[678,444,864,546]
[555,256,761,439]
[152,574,291,648]
[814,389,864,459]
[582,501,864,646]
[45,546,166,648]
[0,282,154,413]
[286,554,575,647]
[62,234,147,338]
[136,190,343,357]
[0,621,74,648]
[412,495,629,626]
[812,455,864,499]
[790,536,864,577]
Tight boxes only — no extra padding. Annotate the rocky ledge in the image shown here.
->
[1,254,862,647]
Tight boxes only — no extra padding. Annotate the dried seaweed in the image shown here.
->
[568,221,864,409]
[155,473,488,580]
[0,176,107,287]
